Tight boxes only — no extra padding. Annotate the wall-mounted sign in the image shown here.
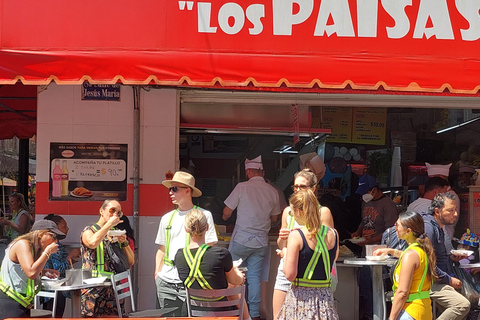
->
[313,107,387,145]
[49,143,128,201]
[81,83,120,101]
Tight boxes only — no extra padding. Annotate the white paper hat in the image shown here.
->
[299,153,326,180]
[426,162,452,177]
[245,155,263,170]
[459,163,477,174]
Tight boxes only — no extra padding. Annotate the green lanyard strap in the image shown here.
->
[164,206,197,266]
[392,243,430,302]
[90,224,113,277]
[293,225,331,288]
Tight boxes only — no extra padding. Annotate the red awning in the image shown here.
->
[0,83,36,139]
[0,0,479,94]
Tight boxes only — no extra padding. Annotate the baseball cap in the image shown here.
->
[355,175,379,195]
[31,220,66,240]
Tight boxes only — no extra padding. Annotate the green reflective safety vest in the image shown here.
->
[163,206,197,267]
[0,247,37,308]
[90,224,113,277]
[292,225,331,288]
[183,244,223,301]
[392,243,430,302]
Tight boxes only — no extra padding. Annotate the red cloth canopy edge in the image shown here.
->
[0,0,479,94]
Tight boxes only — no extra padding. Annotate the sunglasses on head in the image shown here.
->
[169,186,188,193]
[108,207,123,217]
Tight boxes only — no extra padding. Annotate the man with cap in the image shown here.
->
[223,155,282,320]
[154,171,218,316]
[350,175,398,320]
[351,174,398,246]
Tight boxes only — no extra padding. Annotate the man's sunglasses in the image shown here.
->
[169,186,188,193]
[108,207,123,217]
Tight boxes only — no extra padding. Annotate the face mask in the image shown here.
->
[362,193,374,203]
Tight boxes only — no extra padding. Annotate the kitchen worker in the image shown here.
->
[223,155,282,320]
[406,177,449,215]
[154,171,218,317]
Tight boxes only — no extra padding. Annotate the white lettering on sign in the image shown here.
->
[187,0,480,41]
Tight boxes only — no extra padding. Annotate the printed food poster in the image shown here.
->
[49,143,127,201]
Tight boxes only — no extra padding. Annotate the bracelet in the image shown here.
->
[121,240,129,248]
[43,251,50,258]
[394,249,398,257]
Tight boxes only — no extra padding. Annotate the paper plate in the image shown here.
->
[366,255,389,261]
[348,237,365,244]
[107,229,126,237]
[451,249,474,256]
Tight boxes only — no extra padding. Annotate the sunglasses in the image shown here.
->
[47,232,58,240]
[169,186,188,193]
[291,185,311,191]
[108,207,123,217]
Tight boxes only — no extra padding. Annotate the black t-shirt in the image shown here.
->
[174,246,233,289]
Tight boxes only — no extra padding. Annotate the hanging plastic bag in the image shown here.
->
[452,265,480,306]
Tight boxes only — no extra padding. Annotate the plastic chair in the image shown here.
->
[186,285,245,320]
[110,270,177,318]
[33,290,57,318]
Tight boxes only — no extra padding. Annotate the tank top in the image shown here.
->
[0,244,34,295]
[393,245,432,320]
[296,229,337,280]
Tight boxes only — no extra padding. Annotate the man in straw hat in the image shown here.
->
[154,171,218,316]
[223,155,282,320]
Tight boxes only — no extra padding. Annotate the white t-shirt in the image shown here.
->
[155,206,218,283]
[224,176,282,248]
[406,197,432,215]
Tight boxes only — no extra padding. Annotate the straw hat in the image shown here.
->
[162,171,202,197]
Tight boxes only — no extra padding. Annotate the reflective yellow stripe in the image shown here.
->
[406,291,430,302]
[0,278,36,308]
[295,225,332,288]
[90,224,113,277]
[164,206,197,266]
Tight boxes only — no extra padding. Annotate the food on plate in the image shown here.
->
[451,249,474,256]
[338,245,355,257]
[71,187,93,197]
[366,255,389,261]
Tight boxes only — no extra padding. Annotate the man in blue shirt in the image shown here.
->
[423,193,470,320]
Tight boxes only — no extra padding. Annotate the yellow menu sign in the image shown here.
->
[312,107,387,145]
[351,107,387,145]
[321,107,352,143]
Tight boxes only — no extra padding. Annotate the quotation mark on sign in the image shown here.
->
[178,1,194,10]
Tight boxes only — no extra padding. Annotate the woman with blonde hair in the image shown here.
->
[278,189,339,320]
[0,220,64,318]
[175,209,250,320]
[0,193,31,241]
[273,169,334,318]
[374,211,437,320]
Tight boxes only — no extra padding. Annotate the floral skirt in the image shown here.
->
[278,286,338,320]
[81,285,123,317]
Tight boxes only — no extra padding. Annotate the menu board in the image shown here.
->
[49,143,128,201]
[351,107,387,145]
[313,107,387,145]
[321,107,352,143]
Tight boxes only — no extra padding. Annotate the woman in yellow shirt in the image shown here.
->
[375,211,437,320]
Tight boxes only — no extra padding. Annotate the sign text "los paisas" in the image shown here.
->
[182,0,480,40]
